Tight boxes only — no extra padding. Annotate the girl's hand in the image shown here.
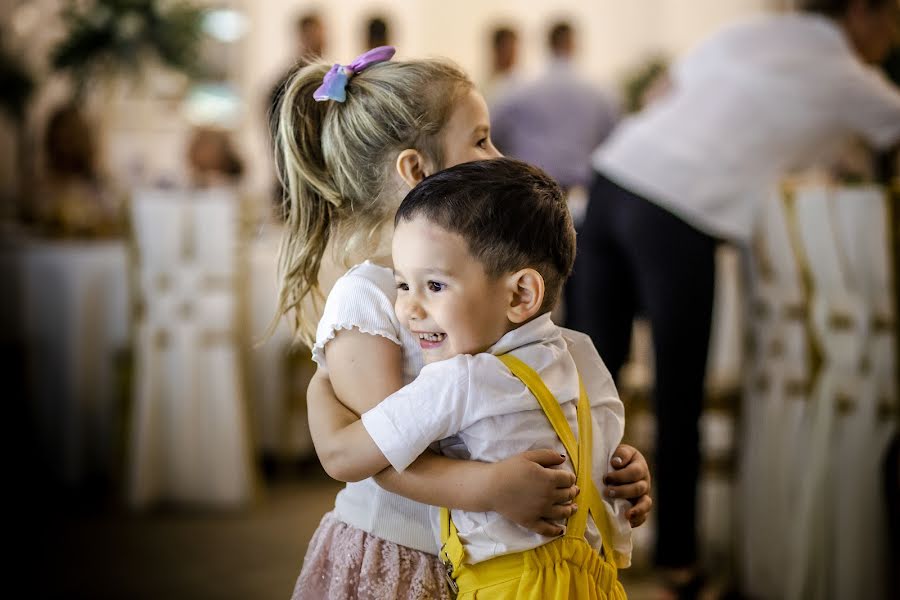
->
[489,449,579,537]
[603,444,653,527]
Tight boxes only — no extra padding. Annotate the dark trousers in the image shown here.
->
[567,172,718,568]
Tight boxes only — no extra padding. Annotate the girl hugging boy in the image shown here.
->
[275,47,649,600]
[313,158,631,598]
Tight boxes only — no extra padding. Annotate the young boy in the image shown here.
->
[316,158,631,597]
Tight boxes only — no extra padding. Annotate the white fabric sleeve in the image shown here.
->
[361,356,472,472]
[560,327,625,435]
[669,21,733,86]
[311,266,402,369]
[841,63,900,149]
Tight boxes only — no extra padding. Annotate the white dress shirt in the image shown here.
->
[593,13,900,243]
[362,313,633,565]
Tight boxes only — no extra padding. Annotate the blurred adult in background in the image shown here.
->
[186,127,244,189]
[482,25,520,106]
[490,21,619,194]
[34,104,120,237]
[269,12,326,119]
[267,12,327,217]
[567,0,900,597]
[364,15,391,50]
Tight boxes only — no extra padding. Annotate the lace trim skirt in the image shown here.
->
[292,511,452,600]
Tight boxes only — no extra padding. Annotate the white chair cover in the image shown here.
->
[789,185,868,600]
[740,188,808,600]
[829,186,896,600]
[127,188,254,508]
[743,182,897,599]
[2,241,130,485]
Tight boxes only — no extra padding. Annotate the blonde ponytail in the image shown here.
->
[274,63,339,346]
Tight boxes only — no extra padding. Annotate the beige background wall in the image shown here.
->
[238,0,774,195]
[2,0,778,207]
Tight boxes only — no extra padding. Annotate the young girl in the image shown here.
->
[274,47,651,599]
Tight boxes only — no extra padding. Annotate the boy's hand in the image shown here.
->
[489,449,578,537]
[603,444,652,527]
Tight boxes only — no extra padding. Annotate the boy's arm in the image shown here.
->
[374,449,579,537]
[308,340,580,535]
[310,329,472,482]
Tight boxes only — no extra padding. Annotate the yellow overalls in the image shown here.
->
[439,354,628,599]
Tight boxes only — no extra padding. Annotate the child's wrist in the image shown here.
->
[480,462,508,513]
[464,462,497,513]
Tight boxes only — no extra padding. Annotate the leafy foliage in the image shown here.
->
[52,0,205,92]
[621,54,669,114]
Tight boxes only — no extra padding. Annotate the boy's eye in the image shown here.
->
[427,281,445,292]
[477,138,488,149]
[396,282,409,291]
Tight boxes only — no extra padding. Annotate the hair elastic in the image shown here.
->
[313,46,396,102]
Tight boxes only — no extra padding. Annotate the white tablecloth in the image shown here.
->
[2,240,130,485]
[2,228,310,487]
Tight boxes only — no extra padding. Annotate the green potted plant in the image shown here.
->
[52,0,205,98]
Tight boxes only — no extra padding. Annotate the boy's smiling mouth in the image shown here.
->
[414,331,446,349]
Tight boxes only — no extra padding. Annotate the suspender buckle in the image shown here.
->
[439,545,459,596]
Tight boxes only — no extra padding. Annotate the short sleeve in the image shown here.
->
[361,356,471,471]
[560,329,623,415]
[312,263,402,369]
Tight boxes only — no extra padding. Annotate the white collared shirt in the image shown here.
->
[593,13,900,243]
[362,313,633,565]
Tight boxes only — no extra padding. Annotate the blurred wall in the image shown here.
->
[3,0,776,213]
[238,0,774,198]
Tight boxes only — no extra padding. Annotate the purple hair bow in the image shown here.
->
[313,46,396,102]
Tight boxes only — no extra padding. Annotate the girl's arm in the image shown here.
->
[307,370,392,482]
[606,445,653,527]
[305,329,399,482]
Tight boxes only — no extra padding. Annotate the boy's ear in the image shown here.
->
[506,268,545,324]
[396,149,429,189]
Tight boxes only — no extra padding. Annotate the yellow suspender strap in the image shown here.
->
[440,504,465,576]
[498,354,579,457]
[498,354,619,564]
[498,354,588,538]
[576,374,620,567]
[439,353,621,575]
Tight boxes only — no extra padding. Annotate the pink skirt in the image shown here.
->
[292,511,453,600]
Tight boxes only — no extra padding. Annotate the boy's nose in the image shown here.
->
[398,296,426,321]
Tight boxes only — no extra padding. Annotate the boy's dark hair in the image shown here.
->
[395,158,575,313]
